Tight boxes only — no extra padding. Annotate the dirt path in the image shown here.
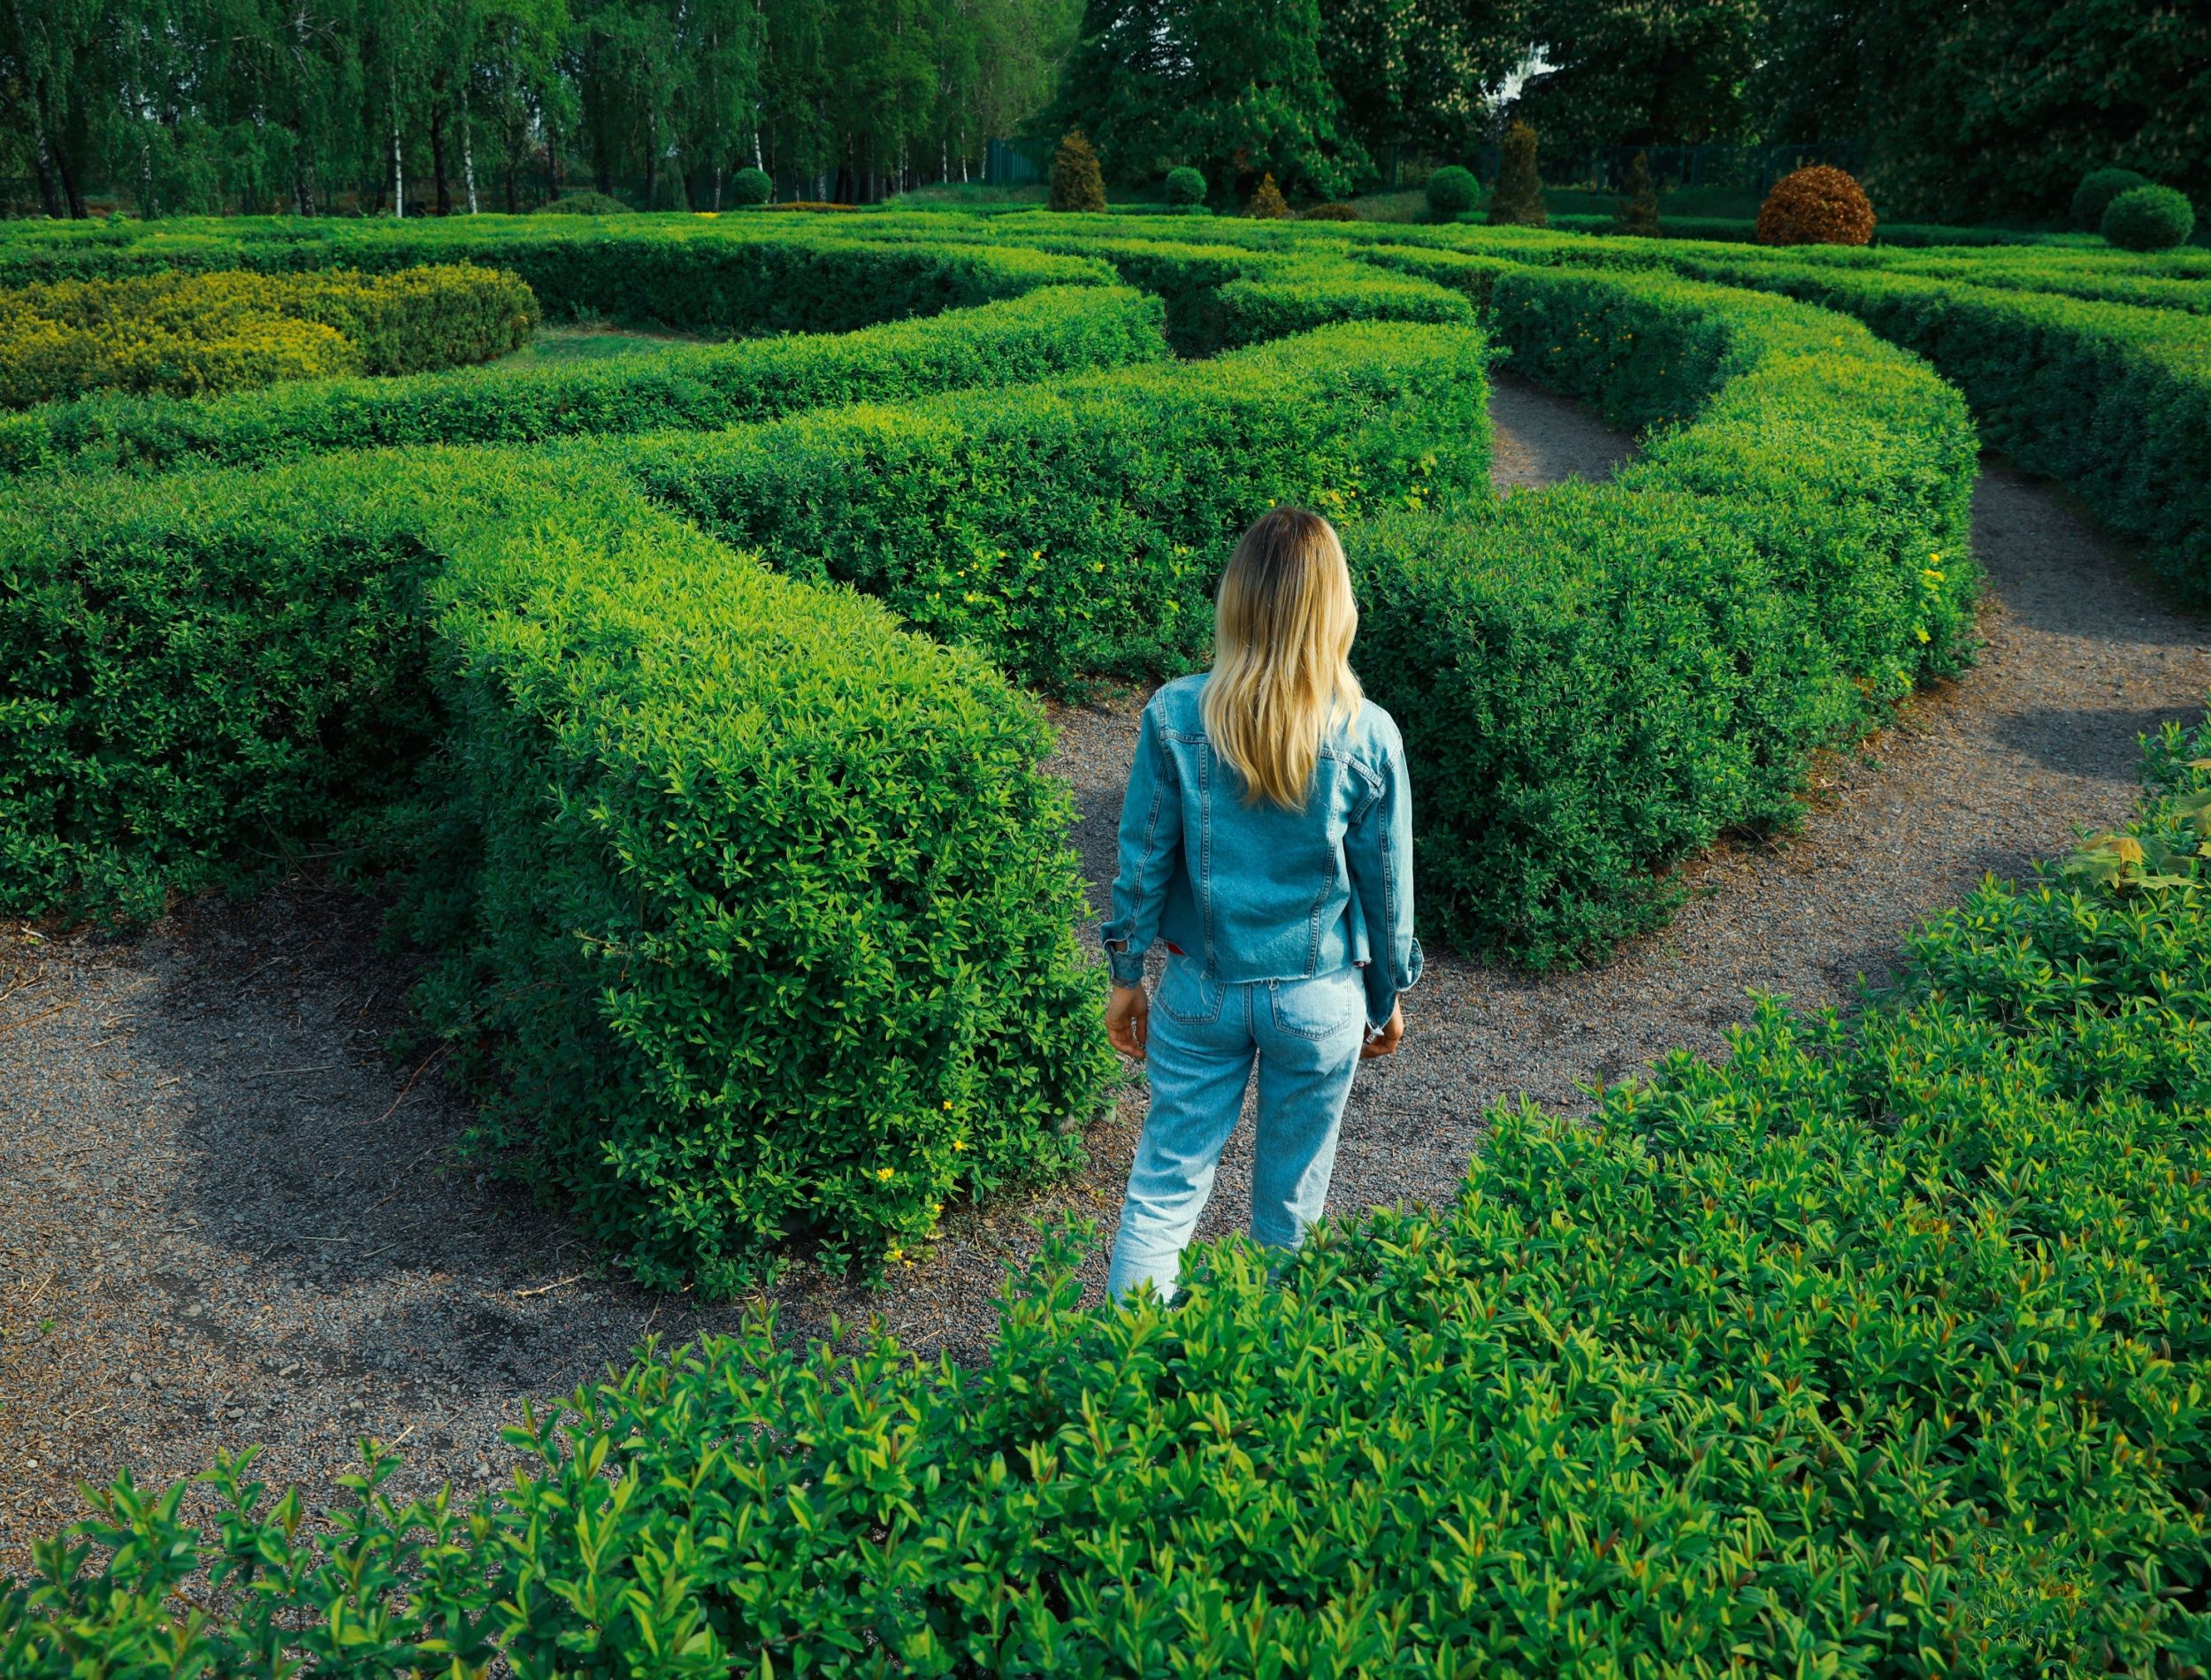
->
[4,374,2204,1564]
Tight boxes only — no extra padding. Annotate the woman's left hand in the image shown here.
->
[1106,984,1150,1058]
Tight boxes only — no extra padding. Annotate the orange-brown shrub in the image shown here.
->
[1756,165,1875,246]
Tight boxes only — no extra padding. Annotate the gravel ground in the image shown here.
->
[4,373,2206,1567]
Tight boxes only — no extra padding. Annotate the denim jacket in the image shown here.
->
[1103,673,1422,1031]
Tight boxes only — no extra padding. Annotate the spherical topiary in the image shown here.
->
[1756,165,1874,246]
[1426,164,1478,218]
[1050,129,1106,212]
[1247,172,1289,218]
[2072,168,2148,229]
[1164,166,1207,209]
[730,166,772,207]
[539,190,630,215]
[2101,184,2195,251]
[1300,202,1360,220]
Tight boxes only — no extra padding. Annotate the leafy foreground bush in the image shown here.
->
[0,452,1113,1291]
[11,724,2209,1676]
[0,284,1167,477]
[0,264,537,406]
[2073,166,2150,228]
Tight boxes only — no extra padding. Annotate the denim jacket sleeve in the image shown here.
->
[1345,713,1423,1029]
[1100,699,1183,986]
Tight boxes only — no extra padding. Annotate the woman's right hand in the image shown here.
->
[1361,1001,1404,1059]
[1106,984,1150,1058]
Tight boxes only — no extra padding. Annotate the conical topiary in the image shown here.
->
[1489,121,1546,226]
[1247,172,1289,218]
[1616,150,1659,236]
[1050,129,1106,212]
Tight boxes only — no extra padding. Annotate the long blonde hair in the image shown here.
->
[1202,507,1363,809]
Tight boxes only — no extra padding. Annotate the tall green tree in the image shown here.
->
[1507,0,1762,163]
[1319,0,1519,179]
[1047,0,1366,196]
[1748,0,2211,220]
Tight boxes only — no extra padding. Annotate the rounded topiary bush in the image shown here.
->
[538,190,630,215]
[730,166,772,207]
[2101,184,2195,251]
[2072,167,2149,229]
[1756,165,1874,246]
[1426,164,1479,218]
[1164,165,1207,209]
[1301,202,1359,221]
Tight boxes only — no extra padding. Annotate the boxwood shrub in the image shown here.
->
[0,450,1113,1291]
[0,285,1167,478]
[9,721,2207,1676]
[593,320,1495,690]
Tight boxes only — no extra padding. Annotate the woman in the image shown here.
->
[1101,506,1420,1304]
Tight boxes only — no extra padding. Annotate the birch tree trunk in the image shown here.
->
[460,83,478,211]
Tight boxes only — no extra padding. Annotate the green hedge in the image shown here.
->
[0,285,1167,477]
[1348,263,1978,964]
[0,451,1112,1291]
[930,232,1473,353]
[1636,254,2211,604]
[0,218,1111,332]
[594,320,1495,691]
[0,263,537,406]
[11,721,2207,1676]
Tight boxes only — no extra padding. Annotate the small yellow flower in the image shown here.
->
[952,1138,968,1152]
[876,1166,895,1181]
[942,1099,953,1109]
[1916,627,1932,643]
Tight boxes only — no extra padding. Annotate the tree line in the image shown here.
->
[0,0,1079,217]
[4,0,2200,221]
[1046,0,2207,222]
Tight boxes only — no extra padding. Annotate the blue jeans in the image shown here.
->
[1106,960,1366,1303]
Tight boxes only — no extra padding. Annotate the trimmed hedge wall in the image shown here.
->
[0,450,1112,1292]
[0,264,538,406]
[0,285,1167,477]
[10,722,2208,1674]
[1636,253,2211,605]
[594,320,1495,690]
[1347,262,1977,964]
[0,218,1112,332]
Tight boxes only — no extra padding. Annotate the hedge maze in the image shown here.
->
[3,210,2208,1673]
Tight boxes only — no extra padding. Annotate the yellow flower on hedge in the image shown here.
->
[952,1138,968,1151]
[876,1166,894,1181]
[942,1099,953,1109]
[1916,627,1932,643]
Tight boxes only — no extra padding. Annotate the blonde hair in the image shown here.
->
[1202,507,1363,809]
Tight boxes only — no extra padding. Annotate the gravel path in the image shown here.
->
[4,374,2205,1566]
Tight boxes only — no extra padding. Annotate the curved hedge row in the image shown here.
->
[0,285,1167,477]
[1314,253,1977,962]
[0,217,1112,332]
[593,319,1494,690]
[0,316,1493,1286]
[0,263,537,407]
[0,448,1112,1292]
[1629,250,2211,605]
[11,722,2206,1676]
